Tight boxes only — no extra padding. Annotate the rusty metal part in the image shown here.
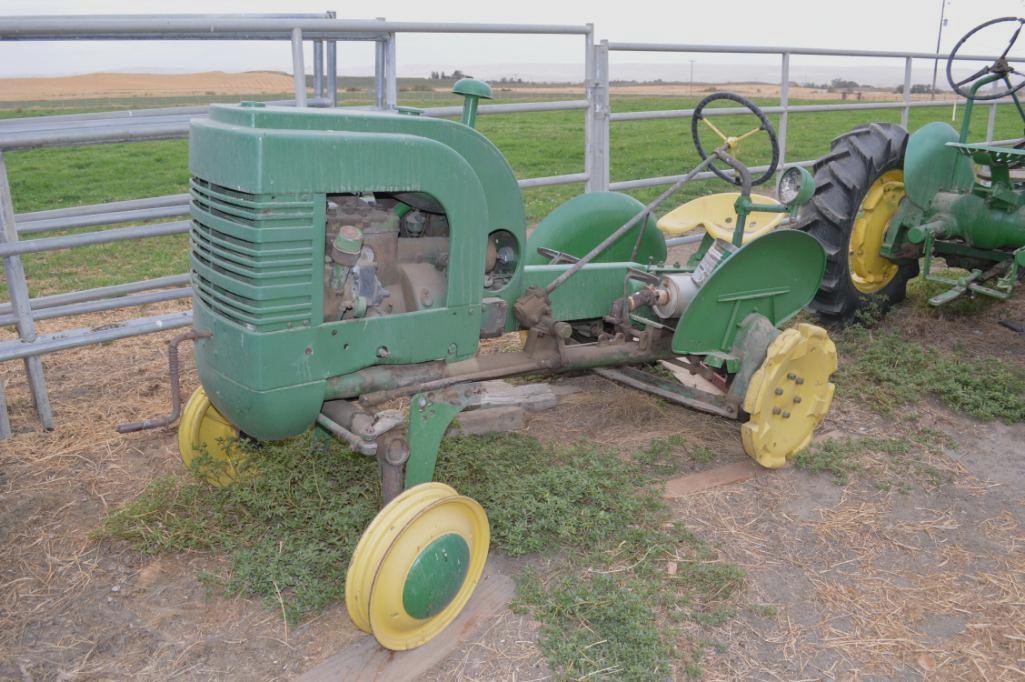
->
[318,399,406,456]
[358,334,672,406]
[512,285,551,329]
[316,411,377,455]
[593,366,739,418]
[479,297,508,338]
[116,329,212,433]
[378,436,408,504]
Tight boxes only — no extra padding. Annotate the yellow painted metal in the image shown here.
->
[657,192,784,243]
[849,170,905,293]
[345,482,458,634]
[741,324,837,468]
[178,387,243,486]
[701,118,762,156]
[367,493,489,650]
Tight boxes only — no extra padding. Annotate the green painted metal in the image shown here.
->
[957,73,1006,143]
[521,262,642,322]
[911,191,1025,250]
[402,533,471,619]
[526,192,667,266]
[902,122,974,210]
[451,78,493,129]
[672,230,825,354]
[724,313,780,403]
[194,104,526,316]
[404,388,479,488]
[188,104,531,438]
[879,84,1025,306]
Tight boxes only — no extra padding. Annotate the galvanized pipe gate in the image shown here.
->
[0,13,1020,438]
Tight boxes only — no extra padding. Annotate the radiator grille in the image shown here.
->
[189,178,317,331]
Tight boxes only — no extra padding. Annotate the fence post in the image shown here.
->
[385,33,398,110]
[583,24,596,192]
[326,10,337,107]
[777,52,790,174]
[0,378,10,439]
[586,40,611,192]
[327,40,338,107]
[313,39,324,99]
[901,57,912,129]
[987,103,998,142]
[291,28,307,107]
[0,151,53,434]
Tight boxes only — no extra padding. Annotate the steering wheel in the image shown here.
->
[946,16,1025,101]
[692,92,780,187]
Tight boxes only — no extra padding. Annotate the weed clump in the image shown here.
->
[837,327,1025,422]
[100,432,742,679]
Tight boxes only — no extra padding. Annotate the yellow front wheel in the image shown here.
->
[178,387,245,485]
[346,482,490,651]
[742,324,838,468]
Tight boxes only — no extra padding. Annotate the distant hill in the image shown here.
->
[0,71,297,101]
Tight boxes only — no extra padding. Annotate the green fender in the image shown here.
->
[673,230,826,354]
[525,192,667,265]
[903,122,975,210]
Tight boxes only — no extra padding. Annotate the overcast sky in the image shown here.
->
[0,0,1023,83]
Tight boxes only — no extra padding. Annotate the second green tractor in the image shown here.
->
[801,16,1025,321]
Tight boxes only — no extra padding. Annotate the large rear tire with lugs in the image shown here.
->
[798,123,918,324]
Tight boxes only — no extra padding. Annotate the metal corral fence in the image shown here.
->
[0,14,1020,438]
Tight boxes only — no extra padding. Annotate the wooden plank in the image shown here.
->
[477,380,558,412]
[298,564,516,682]
[660,359,723,394]
[449,405,525,435]
[663,460,766,498]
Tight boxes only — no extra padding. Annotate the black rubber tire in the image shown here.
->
[692,91,780,187]
[798,122,919,324]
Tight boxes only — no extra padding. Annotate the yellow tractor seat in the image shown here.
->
[657,192,785,245]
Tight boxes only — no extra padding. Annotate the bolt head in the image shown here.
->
[782,411,791,419]
[774,387,784,396]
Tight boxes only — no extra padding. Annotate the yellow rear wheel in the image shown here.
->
[177,387,244,486]
[849,170,905,294]
[346,482,490,650]
[742,324,838,468]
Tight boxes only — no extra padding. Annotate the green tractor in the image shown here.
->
[122,86,837,650]
[801,16,1025,322]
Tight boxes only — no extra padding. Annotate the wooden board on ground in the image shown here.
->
[298,565,516,682]
[663,460,766,498]
[659,360,724,394]
[449,405,526,435]
[446,380,582,437]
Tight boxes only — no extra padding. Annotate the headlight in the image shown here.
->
[777,166,815,207]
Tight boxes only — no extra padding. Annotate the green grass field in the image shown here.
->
[1,93,1021,299]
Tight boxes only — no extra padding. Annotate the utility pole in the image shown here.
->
[930,0,950,100]
[689,59,695,95]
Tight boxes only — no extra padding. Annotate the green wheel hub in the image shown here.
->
[402,533,471,619]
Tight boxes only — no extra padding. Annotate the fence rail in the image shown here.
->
[0,13,1021,438]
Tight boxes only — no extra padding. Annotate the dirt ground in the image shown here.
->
[2,280,1025,679]
[0,71,924,103]
[511,82,933,102]
[0,71,297,102]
